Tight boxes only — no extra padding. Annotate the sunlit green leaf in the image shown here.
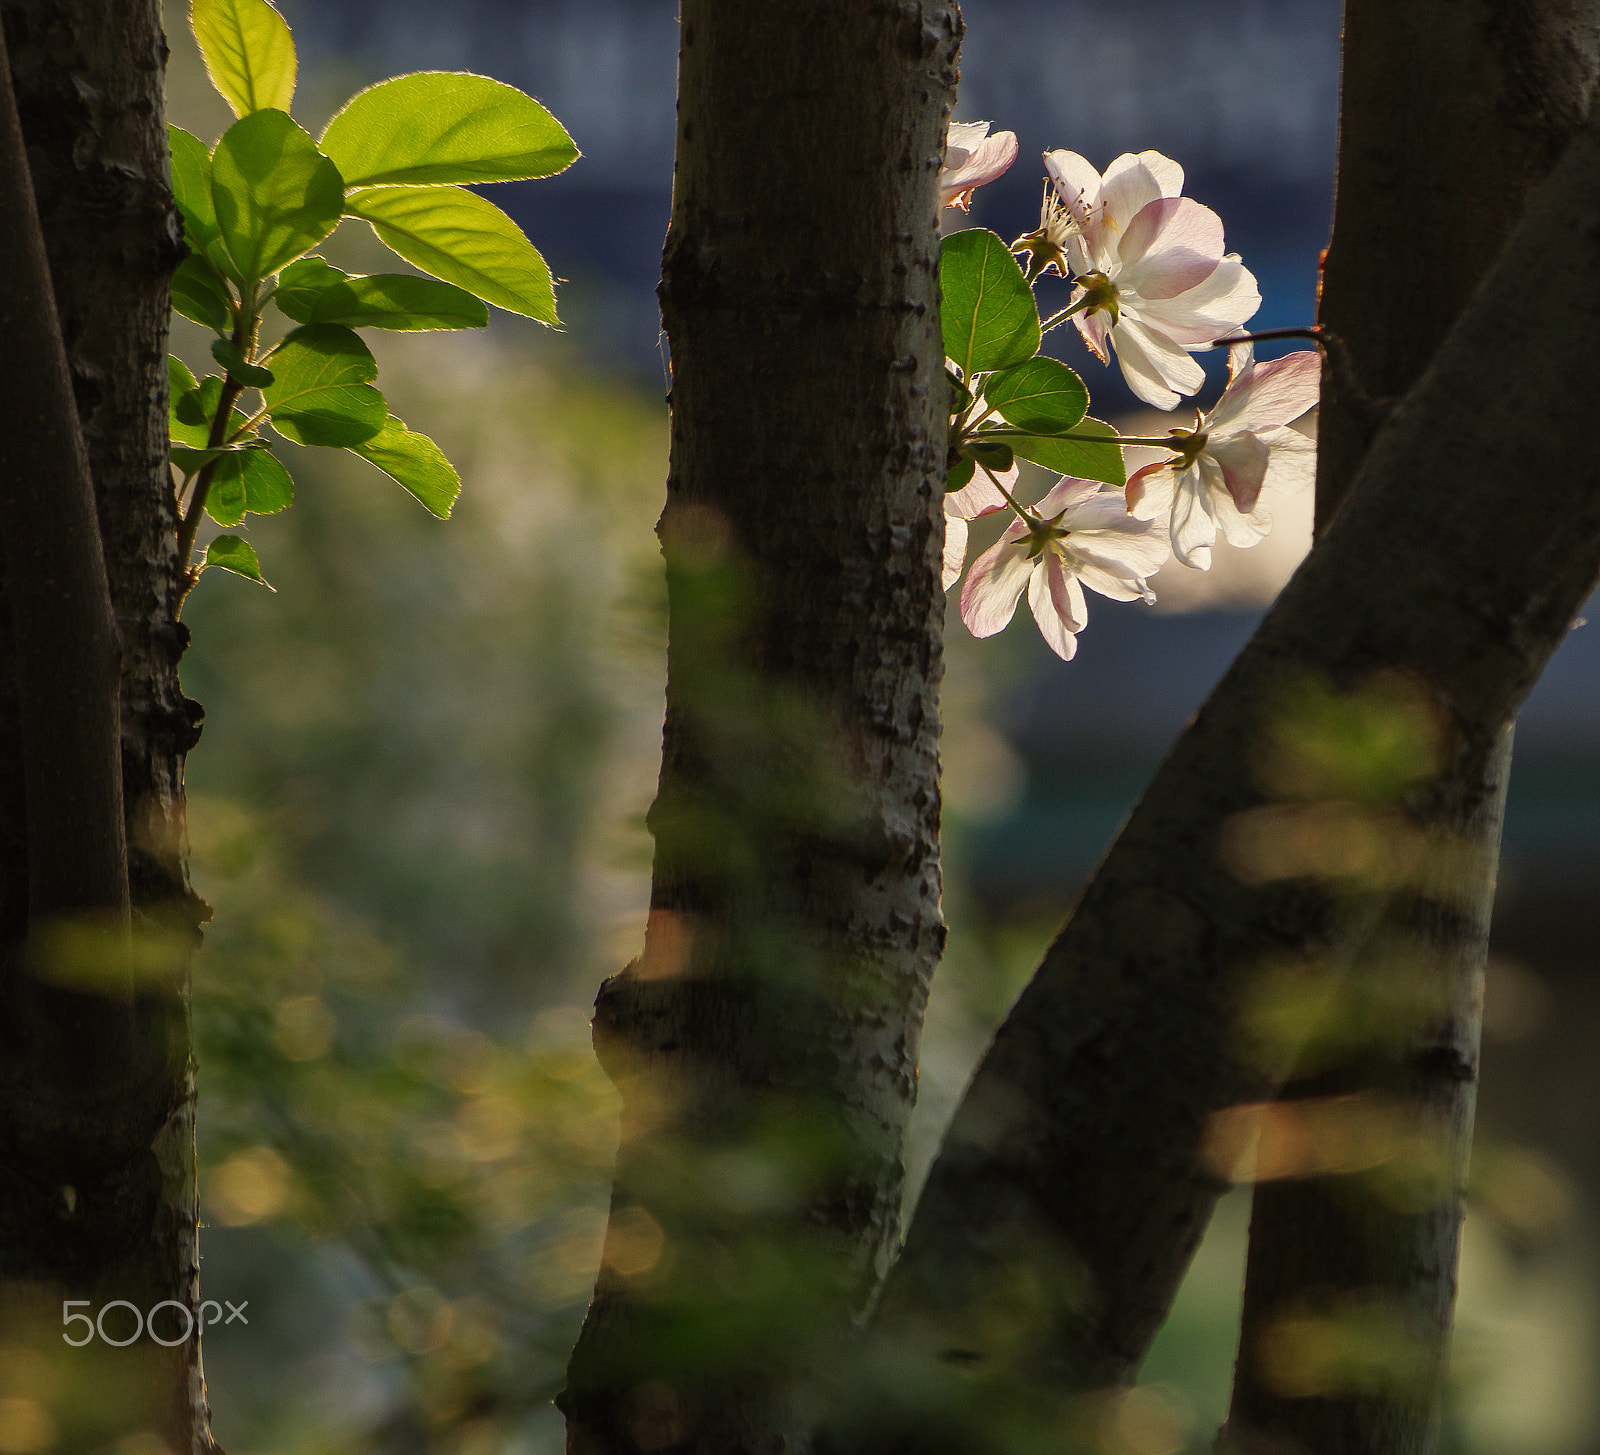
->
[262,324,386,447]
[201,534,273,588]
[212,337,275,386]
[172,254,236,334]
[983,357,1089,435]
[319,72,578,187]
[169,355,200,402]
[213,443,295,515]
[172,377,251,452]
[172,441,268,473]
[190,0,296,119]
[169,124,237,281]
[348,417,461,518]
[945,456,975,493]
[344,186,558,324]
[1005,417,1126,488]
[275,257,488,331]
[212,109,343,284]
[940,229,1039,379]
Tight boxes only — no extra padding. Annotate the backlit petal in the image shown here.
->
[960,539,1033,638]
[1110,317,1206,409]
[1028,555,1082,660]
[942,512,969,591]
[1118,198,1225,299]
[1208,350,1322,434]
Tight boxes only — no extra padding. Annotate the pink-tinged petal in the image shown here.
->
[1138,255,1260,344]
[942,512,969,591]
[1073,557,1154,603]
[940,128,1018,209]
[1097,153,1177,238]
[1208,432,1271,514]
[959,538,1033,638]
[947,121,994,152]
[1034,474,1102,517]
[1110,316,1206,409]
[1227,340,1255,382]
[1074,304,1112,364]
[1044,149,1102,225]
[1170,475,1218,569]
[1124,460,1174,519]
[1130,149,1184,199]
[1117,198,1225,299]
[1257,425,1317,496]
[1073,527,1172,585]
[1208,350,1322,434]
[945,462,1014,520]
[1203,455,1273,548]
[1028,555,1083,660]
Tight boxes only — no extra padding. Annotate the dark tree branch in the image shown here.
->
[1225,6,1600,1453]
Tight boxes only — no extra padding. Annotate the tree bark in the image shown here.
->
[1226,6,1600,1455]
[855,93,1600,1452]
[0,2,214,1449]
[559,5,960,1453]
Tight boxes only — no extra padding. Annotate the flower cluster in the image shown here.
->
[936,133,1319,661]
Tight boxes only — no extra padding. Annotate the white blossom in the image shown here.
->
[941,122,1018,211]
[942,461,1012,591]
[1126,343,1320,569]
[1042,149,1261,409]
[958,476,1169,660]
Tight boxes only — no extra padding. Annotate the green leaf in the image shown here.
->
[983,356,1090,435]
[169,125,236,280]
[965,441,1014,473]
[171,377,254,455]
[261,324,386,446]
[275,256,489,331]
[169,355,199,401]
[319,72,578,187]
[190,0,296,119]
[946,368,974,417]
[348,417,461,518]
[1005,417,1126,488]
[212,444,294,516]
[171,441,268,473]
[940,229,1040,379]
[945,456,976,493]
[211,109,343,284]
[211,337,274,386]
[171,254,235,333]
[202,534,274,589]
[344,186,558,324]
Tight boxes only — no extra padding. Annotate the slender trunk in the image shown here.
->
[559,5,959,1452]
[855,95,1600,1453]
[1225,9,1600,1455]
[0,2,213,1449]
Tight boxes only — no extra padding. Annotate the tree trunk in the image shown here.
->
[0,2,213,1449]
[855,92,1600,1453]
[560,4,960,1453]
[1224,6,1600,1455]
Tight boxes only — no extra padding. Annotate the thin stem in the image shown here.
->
[975,427,1183,451]
[983,466,1036,527]
[1039,296,1093,334]
[174,289,261,605]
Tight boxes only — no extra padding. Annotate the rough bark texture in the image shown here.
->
[0,1,213,1449]
[1226,6,1600,1455]
[858,95,1600,1451]
[560,5,959,1453]
[1314,0,1600,531]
